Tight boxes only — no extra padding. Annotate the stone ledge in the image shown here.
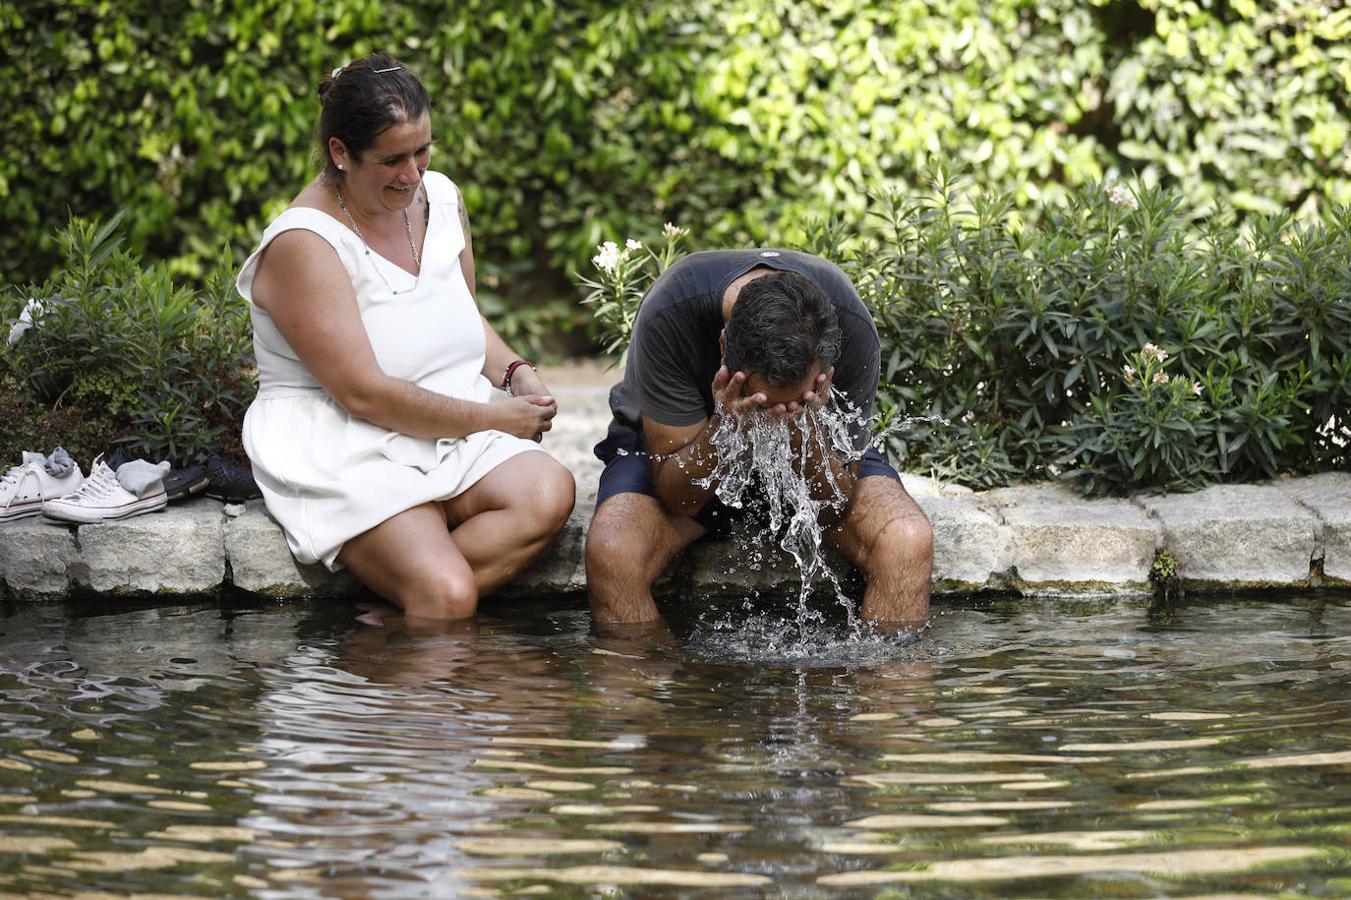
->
[0,517,77,598]
[979,483,1155,591]
[1272,472,1351,585]
[74,497,226,594]
[2,475,1346,603]
[1138,484,1320,587]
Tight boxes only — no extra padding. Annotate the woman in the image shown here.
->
[237,51,575,620]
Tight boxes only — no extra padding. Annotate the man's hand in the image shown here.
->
[799,366,835,415]
[711,365,767,417]
[752,366,837,421]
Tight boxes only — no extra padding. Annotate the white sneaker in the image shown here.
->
[0,451,85,522]
[42,456,167,524]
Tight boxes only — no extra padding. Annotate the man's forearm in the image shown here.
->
[652,414,726,516]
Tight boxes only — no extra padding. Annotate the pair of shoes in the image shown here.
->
[43,455,168,524]
[203,453,261,502]
[0,449,85,522]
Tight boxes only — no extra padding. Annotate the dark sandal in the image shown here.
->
[203,454,262,502]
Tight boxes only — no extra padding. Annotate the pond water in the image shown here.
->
[0,594,1348,897]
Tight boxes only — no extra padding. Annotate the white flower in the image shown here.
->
[1105,184,1138,210]
[625,238,643,251]
[1191,382,1202,396]
[1141,343,1167,362]
[1123,364,1136,380]
[6,298,44,348]
[1152,371,1170,385]
[663,222,689,239]
[592,240,622,273]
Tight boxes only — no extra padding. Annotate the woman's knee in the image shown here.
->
[396,569,478,620]
[514,461,575,541]
[541,462,576,528]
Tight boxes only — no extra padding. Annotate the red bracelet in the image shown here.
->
[501,359,535,396]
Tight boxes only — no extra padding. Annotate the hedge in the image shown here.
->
[4,0,1349,349]
[581,176,1351,494]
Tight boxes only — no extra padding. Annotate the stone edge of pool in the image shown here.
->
[1,472,1347,604]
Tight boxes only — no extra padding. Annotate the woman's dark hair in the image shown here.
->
[316,51,430,181]
[724,271,842,387]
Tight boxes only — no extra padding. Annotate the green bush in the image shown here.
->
[4,1,1347,352]
[576,176,1351,495]
[0,213,255,467]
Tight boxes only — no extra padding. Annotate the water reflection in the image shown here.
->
[0,596,1346,896]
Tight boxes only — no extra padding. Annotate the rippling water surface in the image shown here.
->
[0,595,1348,897]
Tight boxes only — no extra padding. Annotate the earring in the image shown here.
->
[337,164,344,171]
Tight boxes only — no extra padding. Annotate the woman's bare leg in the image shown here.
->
[337,452,574,621]
[442,451,576,594]
[337,502,480,621]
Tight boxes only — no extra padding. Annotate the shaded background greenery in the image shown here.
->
[3,0,1348,485]
[5,0,1349,342]
[582,175,1351,495]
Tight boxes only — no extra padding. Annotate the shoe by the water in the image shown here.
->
[163,464,209,502]
[0,449,85,522]
[203,453,262,503]
[42,456,167,524]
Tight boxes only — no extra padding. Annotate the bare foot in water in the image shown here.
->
[355,601,400,627]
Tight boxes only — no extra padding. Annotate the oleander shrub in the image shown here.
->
[847,172,1351,494]
[4,0,1348,352]
[577,176,1351,495]
[0,213,255,467]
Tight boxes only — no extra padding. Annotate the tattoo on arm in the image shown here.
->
[458,192,470,238]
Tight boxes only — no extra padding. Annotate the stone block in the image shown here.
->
[75,498,225,594]
[0,517,78,599]
[979,483,1156,590]
[667,489,1008,600]
[223,502,358,598]
[1139,484,1318,586]
[687,528,809,598]
[915,494,1010,590]
[1273,473,1351,584]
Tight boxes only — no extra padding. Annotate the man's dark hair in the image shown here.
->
[723,271,842,387]
[316,51,431,182]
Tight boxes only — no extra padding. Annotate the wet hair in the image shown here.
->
[723,271,842,387]
[316,51,430,182]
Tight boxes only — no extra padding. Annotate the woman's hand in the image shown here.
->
[494,394,558,442]
[508,364,550,400]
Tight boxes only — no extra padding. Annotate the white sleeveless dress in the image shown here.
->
[236,170,547,570]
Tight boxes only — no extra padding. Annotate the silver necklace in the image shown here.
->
[335,182,422,295]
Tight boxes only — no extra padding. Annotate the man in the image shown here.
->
[585,249,933,630]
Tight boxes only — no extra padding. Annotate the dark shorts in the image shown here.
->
[594,423,900,541]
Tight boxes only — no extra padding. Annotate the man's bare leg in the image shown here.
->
[586,492,705,626]
[828,476,934,629]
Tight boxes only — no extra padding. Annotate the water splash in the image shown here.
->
[681,393,945,658]
[688,608,924,668]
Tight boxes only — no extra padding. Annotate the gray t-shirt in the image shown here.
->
[608,249,880,449]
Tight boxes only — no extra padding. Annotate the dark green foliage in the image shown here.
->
[0,213,255,466]
[4,0,1348,352]
[578,176,1350,495]
[829,173,1351,494]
